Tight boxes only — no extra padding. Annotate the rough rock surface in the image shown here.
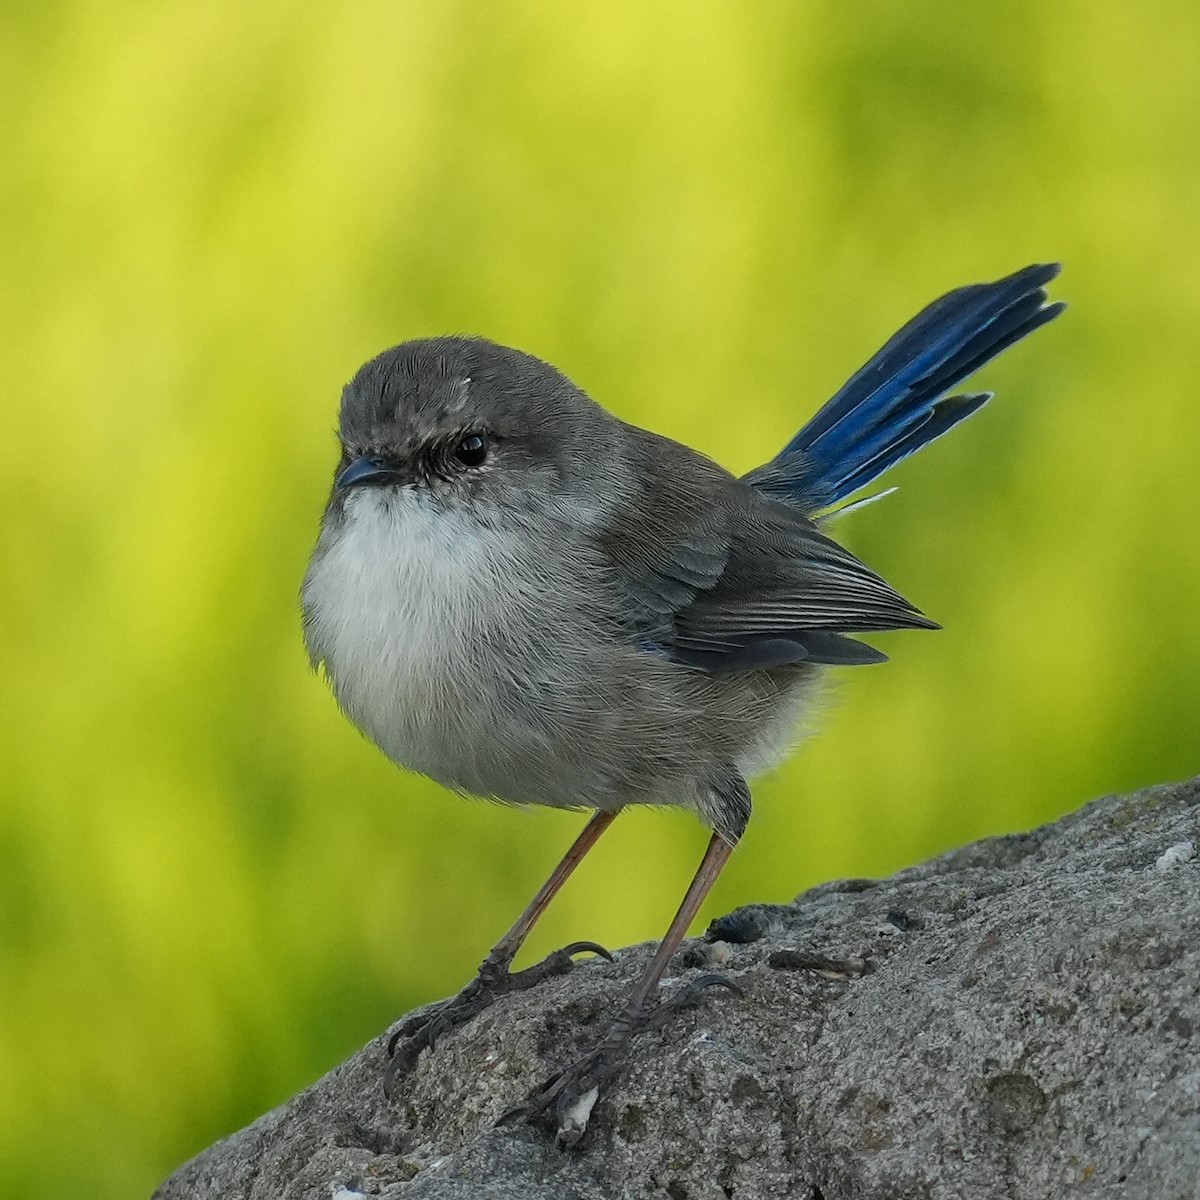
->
[155,778,1200,1199]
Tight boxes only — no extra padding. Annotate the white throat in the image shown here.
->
[301,488,512,772]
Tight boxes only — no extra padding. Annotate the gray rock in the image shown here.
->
[154,778,1200,1199]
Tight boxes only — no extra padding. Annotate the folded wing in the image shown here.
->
[600,436,932,673]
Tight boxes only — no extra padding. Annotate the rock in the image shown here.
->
[154,778,1200,1199]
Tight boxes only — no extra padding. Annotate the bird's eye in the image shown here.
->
[453,433,489,468]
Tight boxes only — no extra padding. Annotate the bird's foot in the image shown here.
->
[506,972,741,1146]
[383,940,611,1097]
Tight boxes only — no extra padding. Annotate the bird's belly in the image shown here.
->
[302,490,617,806]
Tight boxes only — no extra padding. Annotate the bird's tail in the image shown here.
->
[744,263,1065,512]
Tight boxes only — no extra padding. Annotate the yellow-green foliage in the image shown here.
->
[2,4,1198,1196]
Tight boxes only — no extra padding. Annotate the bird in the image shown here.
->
[301,262,1064,1142]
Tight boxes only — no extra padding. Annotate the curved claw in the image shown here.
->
[639,973,742,1034]
[494,1101,532,1127]
[516,1055,598,1125]
[387,1009,433,1057]
[523,1068,571,1116]
[560,939,614,963]
[425,1010,454,1053]
[674,972,744,1002]
[504,940,614,993]
[382,1048,410,1100]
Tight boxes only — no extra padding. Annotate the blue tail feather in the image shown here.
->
[745,263,1064,511]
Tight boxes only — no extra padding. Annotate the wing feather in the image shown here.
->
[599,431,933,674]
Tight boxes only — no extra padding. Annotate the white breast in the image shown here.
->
[301,488,517,783]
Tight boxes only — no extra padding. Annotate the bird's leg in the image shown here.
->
[518,783,747,1145]
[384,809,618,1094]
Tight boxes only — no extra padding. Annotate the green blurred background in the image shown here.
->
[3,3,1199,1195]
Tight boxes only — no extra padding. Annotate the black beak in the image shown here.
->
[336,455,402,490]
